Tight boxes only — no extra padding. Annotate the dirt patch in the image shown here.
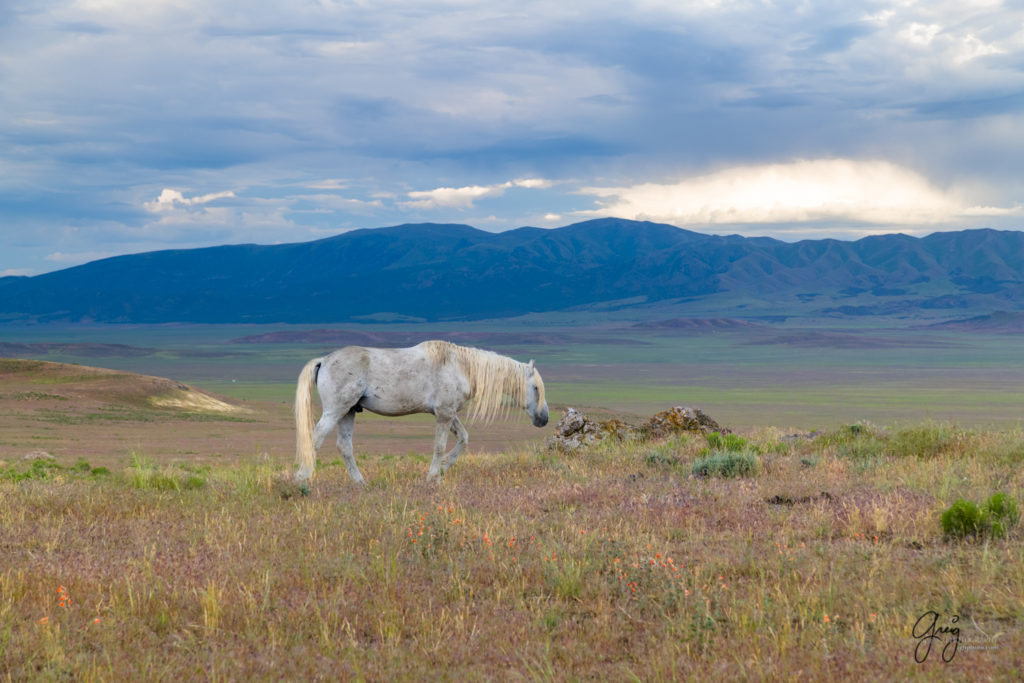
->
[148,390,249,414]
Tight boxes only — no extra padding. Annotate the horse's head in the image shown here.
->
[525,360,549,428]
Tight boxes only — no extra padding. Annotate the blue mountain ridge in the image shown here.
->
[1,218,1022,323]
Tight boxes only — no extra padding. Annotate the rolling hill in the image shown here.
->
[1,218,1023,323]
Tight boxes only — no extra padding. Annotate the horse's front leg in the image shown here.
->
[440,416,468,474]
[427,416,454,483]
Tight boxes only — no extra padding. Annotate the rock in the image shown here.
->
[547,407,603,450]
[547,405,729,450]
[547,407,638,451]
[23,450,55,461]
[642,406,728,438]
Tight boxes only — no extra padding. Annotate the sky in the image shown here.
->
[2,0,1023,276]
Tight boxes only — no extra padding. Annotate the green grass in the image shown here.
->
[2,423,1022,679]
[1,457,110,482]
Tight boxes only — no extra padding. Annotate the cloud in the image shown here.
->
[144,189,236,212]
[45,250,119,264]
[305,179,349,190]
[3,1,1024,274]
[404,178,553,210]
[0,268,35,277]
[578,159,1021,228]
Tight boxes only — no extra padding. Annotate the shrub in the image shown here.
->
[941,493,1020,540]
[692,451,759,478]
[941,500,985,539]
[983,492,1020,538]
[706,432,748,452]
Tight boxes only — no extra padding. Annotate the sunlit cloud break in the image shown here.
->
[145,189,236,212]
[404,178,553,210]
[579,160,1021,228]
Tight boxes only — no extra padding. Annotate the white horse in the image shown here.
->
[294,340,548,485]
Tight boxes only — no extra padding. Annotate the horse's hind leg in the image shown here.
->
[440,417,468,474]
[313,410,340,450]
[295,410,341,484]
[336,410,365,485]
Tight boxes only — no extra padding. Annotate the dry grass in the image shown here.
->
[2,423,1023,680]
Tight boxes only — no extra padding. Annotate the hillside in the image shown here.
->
[0,358,247,417]
[923,310,1024,333]
[1,218,1023,323]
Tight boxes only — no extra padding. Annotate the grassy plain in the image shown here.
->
[2,322,1024,678]
[2,423,1022,679]
[2,321,1023,430]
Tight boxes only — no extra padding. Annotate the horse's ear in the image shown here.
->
[528,359,535,371]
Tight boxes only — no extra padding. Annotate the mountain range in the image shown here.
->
[1,218,1023,324]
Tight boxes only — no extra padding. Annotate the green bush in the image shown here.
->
[706,432,748,452]
[941,499,985,539]
[692,451,759,478]
[983,493,1020,538]
[941,493,1020,540]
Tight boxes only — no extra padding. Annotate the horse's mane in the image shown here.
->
[421,340,545,422]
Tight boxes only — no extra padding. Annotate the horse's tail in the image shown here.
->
[294,357,323,484]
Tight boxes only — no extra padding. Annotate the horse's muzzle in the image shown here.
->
[532,407,549,428]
